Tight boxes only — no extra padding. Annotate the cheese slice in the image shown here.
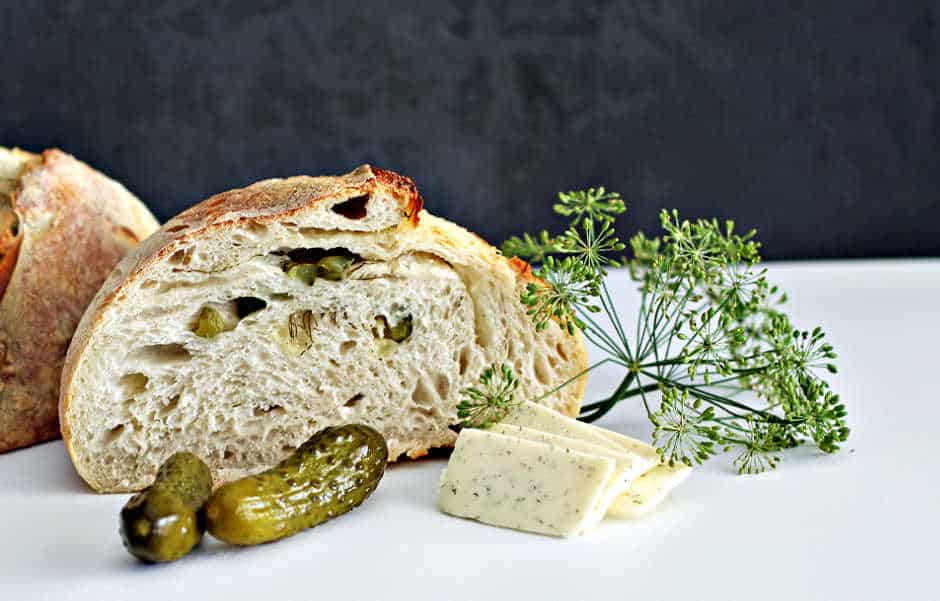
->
[504,401,658,460]
[489,423,654,522]
[506,401,691,518]
[596,426,661,463]
[438,428,616,537]
[607,463,692,517]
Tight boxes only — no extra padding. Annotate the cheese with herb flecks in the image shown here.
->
[489,423,653,521]
[438,428,616,537]
[504,401,691,518]
[607,462,692,517]
[504,401,660,461]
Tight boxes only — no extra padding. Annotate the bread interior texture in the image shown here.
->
[66,183,582,491]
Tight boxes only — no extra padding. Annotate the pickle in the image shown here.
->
[203,424,387,546]
[386,314,413,342]
[120,452,213,563]
[316,254,356,281]
[193,306,225,338]
[285,262,318,285]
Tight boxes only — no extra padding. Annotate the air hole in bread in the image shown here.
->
[245,220,268,235]
[410,407,434,420]
[331,194,369,220]
[343,393,364,408]
[157,275,227,294]
[458,346,471,376]
[283,246,361,265]
[159,395,181,417]
[118,372,149,395]
[253,404,285,417]
[166,224,188,233]
[435,374,450,399]
[129,343,192,365]
[233,296,267,318]
[103,424,125,444]
[140,279,158,289]
[339,340,356,355]
[168,247,193,266]
[473,309,495,347]
[534,354,551,385]
[412,378,437,408]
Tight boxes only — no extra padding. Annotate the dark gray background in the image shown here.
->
[1,1,937,259]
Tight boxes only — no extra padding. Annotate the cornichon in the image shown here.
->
[203,424,387,546]
[285,262,318,285]
[315,254,356,281]
[193,306,224,338]
[283,251,359,284]
[385,314,413,342]
[120,452,213,563]
[376,314,413,343]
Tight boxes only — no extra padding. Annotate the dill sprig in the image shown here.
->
[457,364,521,428]
[500,189,849,474]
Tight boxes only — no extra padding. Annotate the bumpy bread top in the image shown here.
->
[0,148,158,451]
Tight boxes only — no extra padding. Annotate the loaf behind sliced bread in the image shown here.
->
[0,147,158,452]
[60,166,587,492]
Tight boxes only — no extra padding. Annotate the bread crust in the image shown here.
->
[59,165,588,489]
[0,149,158,452]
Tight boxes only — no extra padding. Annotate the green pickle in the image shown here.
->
[204,424,387,545]
[285,262,318,285]
[386,314,413,342]
[193,306,224,338]
[316,254,356,281]
[120,452,213,563]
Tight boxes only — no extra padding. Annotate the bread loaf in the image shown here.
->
[0,147,158,452]
[60,165,587,492]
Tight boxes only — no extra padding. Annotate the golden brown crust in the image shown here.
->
[0,149,158,452]
[372,167,423,225]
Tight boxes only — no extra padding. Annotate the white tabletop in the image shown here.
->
[2,260,938,601]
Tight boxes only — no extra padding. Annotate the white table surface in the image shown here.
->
[2,260,938,600]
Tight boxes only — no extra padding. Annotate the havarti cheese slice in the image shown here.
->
[438,428,617,537]
[489,423,654,522]
[606,463,692,517]
[505,401,691,518]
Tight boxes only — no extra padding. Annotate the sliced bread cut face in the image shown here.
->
[61,165,588,492]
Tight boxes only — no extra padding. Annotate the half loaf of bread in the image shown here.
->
[0,147,158,452]
[61,166,587,492]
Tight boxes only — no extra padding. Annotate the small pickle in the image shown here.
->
[386,314,413,343]
[120,452,213,563]
[376,314,413,344]
[193,306,224,338]
[204,424,387,546]
[316,254,356,281]
[285,262,318,285]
